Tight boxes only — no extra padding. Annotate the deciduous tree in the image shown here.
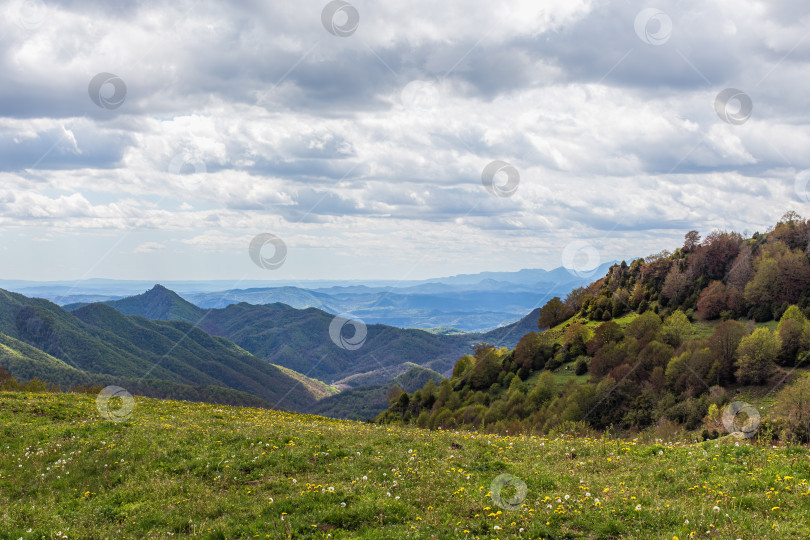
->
[735,327,780,385]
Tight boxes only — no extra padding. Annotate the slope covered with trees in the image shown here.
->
[77,284,528,385]
[0,289,330,411]
[378,213,810,442]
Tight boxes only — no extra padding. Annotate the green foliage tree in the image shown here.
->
[470,351,501,390]
[707,320,747,385]
[562,322,590,358]
[777,306,810,366]
[735,328,780,385]
[626,311,662,342]
[611,289,630,317]
[772,373,810,443]
[660,310,692,348]
[665,346,712,395]
[513,332,553,371]
[452,355,473,378]
[526,371,556,412]
[744,258,780,321]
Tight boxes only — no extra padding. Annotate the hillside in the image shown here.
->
[104,284,206,321]
[379,213,810,441]
[2,391,808,538]
[0,289,327,412]
[78,285,487,385]
[0,332,99,388]
[309,364,444,420]
[196,302,471,385]
[479,307,543,348]
[75,284,545,389]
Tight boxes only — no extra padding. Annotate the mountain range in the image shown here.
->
[0,288,328,411]
[5,263,614,332]
[70,284,539,385]
[0,282,544,418]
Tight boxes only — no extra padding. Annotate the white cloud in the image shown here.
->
[0,0,807,279]
[133,241,165,253]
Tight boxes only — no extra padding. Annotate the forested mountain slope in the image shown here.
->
[0,289,328,411]
[378,212,810,442]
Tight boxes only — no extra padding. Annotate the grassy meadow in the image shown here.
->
[2,391,810,539]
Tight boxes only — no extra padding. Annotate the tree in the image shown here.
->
[609,289,629,317]
[526,371,556,411]
[735,327,780,385]
[772,373,810,443]
[636,340,676,382]
[420,379,438,409]
[562,322,590,358]
[626,311,662,343]
[683,230,701,252]
[629,282,645,309]
[452,355,473,378]
[744,258,780,321]
[727,247,753,292]
[666,346,712,395]
[772,212,810,251]
[702,231,743,280]
[387,384,405,404]
[470,351,501,390]
[660,310,693,348]
[564,287,590,314]
[538,297,573,329]
[696,281,728,320]
[513,332,553,371]
[777,319,806,366]
[589,341,626,377]
[662,266,688,305]
[645,250,672,263]
[707,320,747,385]
[586,321,623,355]
[780,210,803,225]
[777,306,810,366]
[775,247,810,305]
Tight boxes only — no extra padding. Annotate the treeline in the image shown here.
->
[377,213,810,442]
[0,366,101,394]
[0,365,272,408]
[543,211,810,326]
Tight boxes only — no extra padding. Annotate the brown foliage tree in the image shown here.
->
[696,281,728,320]
[538,297,573,330]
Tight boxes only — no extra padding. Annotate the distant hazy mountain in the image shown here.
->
[5,263,614,332]
[420,262,617,287]
[180,286,546,331]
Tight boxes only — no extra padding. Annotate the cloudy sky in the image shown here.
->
[1,0,809,282]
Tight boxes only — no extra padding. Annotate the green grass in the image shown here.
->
[550,365,590,385]
[2,391,810,539]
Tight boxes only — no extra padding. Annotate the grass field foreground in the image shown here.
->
[2,391,810,539]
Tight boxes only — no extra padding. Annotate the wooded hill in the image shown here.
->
[68,284,541,386]
[377,212,810,442]
[0,289,331,410]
